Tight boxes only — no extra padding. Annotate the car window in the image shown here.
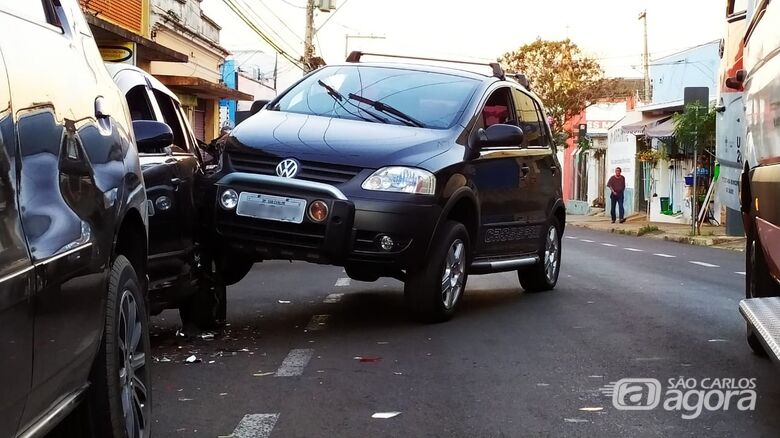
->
[0,0,61,27]
[512,88,548,148]
[152,89,188,152]
[126,85,155,122]
[272,65,480,129]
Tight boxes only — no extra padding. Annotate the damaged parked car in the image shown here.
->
[203,53,565,322]
[106,64,227,331]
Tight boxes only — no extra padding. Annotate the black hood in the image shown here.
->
[228,110,454,168]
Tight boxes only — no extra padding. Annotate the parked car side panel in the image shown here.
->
[0,2,144,430]
[0,44,35,438]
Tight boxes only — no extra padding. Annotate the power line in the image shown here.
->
[277,0,305,8]
[315,0,351,33]
[222,0,304,70]
[235,0,303,56]
[253,0,305,44]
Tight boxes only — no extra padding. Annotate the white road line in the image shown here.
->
[689,261,720,268]
[581,239,595,243]
[653,253,676,258]
[624,248,644,252]
[230,414,279,438]
[735,271,746,276]
[601,243,617,247]
[275,349,314,377]
[306,314,330,331]
[335,277,351,287]
[323,293,344,303]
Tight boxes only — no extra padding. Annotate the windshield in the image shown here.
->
[271,65,480,129]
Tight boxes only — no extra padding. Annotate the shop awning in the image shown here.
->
[85,15,188,63]
[621,114,672,135]
[156,76,254,101]
[646,117,677,139]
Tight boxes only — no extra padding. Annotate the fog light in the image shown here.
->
[308,200,329,222]
[155,195,172,211]
[380,235,394,251]
[220,189,239,210]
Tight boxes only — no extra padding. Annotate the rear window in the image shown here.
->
[271,65,480,129]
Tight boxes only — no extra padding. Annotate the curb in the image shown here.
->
[568,222,745,252]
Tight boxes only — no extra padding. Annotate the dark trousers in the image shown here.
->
[610,193,625,221]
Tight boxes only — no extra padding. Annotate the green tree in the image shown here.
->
[672,103,716,154]
[501,39,633,146]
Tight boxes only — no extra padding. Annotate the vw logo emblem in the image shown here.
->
[276,158,300,178]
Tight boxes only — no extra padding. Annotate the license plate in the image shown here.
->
[236,192,307,224]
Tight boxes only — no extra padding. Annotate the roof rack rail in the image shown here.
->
[345,51,505,80]
[506,72,531,90]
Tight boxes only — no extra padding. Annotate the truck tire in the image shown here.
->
[404,221,469,323]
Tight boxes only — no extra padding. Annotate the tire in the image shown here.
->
[89,255,152,438]
[745,229,780,356]
[179,261,227,331]
[518,217,562,292]
[404,220,469,323]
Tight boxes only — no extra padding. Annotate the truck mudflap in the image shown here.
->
[740,297,780,362]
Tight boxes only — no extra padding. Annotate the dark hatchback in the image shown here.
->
[204,55,565,321]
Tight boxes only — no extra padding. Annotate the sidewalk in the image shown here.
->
[566,212,746,251]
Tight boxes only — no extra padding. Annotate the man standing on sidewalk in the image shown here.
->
[607,167,626,224]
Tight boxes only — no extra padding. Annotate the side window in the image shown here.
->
[479,87,513,129]
[125,85,155,122]
[152,89,188,152]
[533,100,552,149]
[512,89,547,148]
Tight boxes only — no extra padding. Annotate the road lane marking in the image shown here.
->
[624,248,643,252]
[229,414,279,438]
[275,349,314,377]
[323,293,344,303]
[581,239,595,243]
[735,272,746,276]
[653,253,676,258]
[335,277,351,287]
[306,315,330,331]
[601,243,617,247]
[689,261,720,268]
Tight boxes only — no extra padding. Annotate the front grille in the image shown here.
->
[229,151,362,185]
[217,214,326,250]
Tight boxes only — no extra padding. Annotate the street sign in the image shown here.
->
[99,42,136,65]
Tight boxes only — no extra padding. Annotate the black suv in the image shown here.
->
[206,53,565,321]
[1,1,159,437]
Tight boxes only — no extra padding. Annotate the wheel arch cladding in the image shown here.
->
[445,194,479,250]
[554,204,566,233]
[114,208,147,291]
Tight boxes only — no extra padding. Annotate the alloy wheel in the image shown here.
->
[118,290,149,438]
[544,226,560,283]
[441,239,466,309]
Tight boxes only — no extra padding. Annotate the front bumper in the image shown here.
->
[211,172,440,269]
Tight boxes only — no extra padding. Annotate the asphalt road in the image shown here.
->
[148,228,780,437]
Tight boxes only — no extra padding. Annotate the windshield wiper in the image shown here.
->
[316,80,389,124]
[347,93,426,128]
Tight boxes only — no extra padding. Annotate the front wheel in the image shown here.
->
[89,255,152,438]
[518,218,562,292]
[404,221,469,323]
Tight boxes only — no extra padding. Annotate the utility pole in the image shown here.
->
[639,10,650,102]
[303,0,316,72]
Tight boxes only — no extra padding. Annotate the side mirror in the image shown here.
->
[477,124,525,149]
[133,120,173,154]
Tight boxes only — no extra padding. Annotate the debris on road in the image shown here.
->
[564,418,590,423]
[185,355,200,364]
[354,356,381,363]
[579,407,604,412]
[372,412,401,419]
[253,371,275,377]
[278,300,291,304]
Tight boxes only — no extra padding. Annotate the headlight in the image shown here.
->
[362,167,436,195]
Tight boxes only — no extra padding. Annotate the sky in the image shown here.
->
[200,0,725,91]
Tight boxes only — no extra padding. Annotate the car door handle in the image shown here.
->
[520,166,530,177]
[550,165,559,176]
